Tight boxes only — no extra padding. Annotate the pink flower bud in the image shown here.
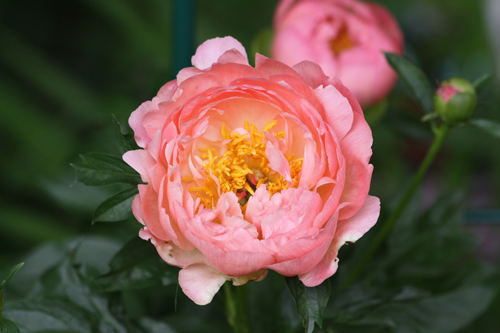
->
[434,77,477,124]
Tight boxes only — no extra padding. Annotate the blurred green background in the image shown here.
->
[0,0,499,314]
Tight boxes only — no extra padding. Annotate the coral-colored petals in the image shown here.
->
[178,264,229,305]
[255,53,303,80]
[292,61,332,89]
[266,210,337,276]
[314,84,353,141]
[141,185,169,241]
[300,196,380,286]
[191,36,248,70]
[335,195,380,244]
[265,141,292,182]
[184,229,276,277]
[123,149,156,183]
[337,107,374,220]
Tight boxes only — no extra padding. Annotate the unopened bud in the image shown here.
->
[434,77,477,124]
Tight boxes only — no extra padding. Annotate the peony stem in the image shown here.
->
[224,282,251,333]
[343,122,450,287]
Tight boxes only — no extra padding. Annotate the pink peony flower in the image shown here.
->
[124,36,380,305]
[272,0,404,107]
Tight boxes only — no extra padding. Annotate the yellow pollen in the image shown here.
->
[189,120,303,211]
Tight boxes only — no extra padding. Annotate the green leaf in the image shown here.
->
[108,238,157,272]
[71,152,142,186]
[385,53,434,114]
[96,238,178,291]
[325,283,496,333]
[470,119,500,139]
[38,260,127,332]
[0,318,21,333]
[361,286,495,333]
[92,187,138,223]
[2,301,92,333]
[472,73,492,92]
[0,263,24,289]
[285,276,331,333]
[97,257,178,292]
[0,291,3,314]
[112,114,140,155]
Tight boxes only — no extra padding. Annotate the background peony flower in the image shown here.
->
[123,36,380,305]
[272,0,404,107]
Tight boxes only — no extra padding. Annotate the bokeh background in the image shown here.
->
[1,0,499,330]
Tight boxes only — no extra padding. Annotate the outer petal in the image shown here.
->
[178,264,228,305]
[299,195,380,286]
[123,149,156,183]
[333,78,374,220]
[191,36,248,70]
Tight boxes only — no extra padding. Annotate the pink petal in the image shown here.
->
[178,264,228,305]
[123,149,156,184]
[265,141,292,182]
[292,60,331,89]
[183,226,276,276]
[265,210,338,276]
[314,84,354,141]
[299,195,380,287]
[255,53,303,79]
[191,36,248,70]
[141,184,169,241]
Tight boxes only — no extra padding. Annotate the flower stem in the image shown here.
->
[343,123,450,287]
[224,282,251,333]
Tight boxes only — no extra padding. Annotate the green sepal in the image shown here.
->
[285,276,331,333]
[385,53,434,114]
[71,152,142,186]
[92,187,138,224]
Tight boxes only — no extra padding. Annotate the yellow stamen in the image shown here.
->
[189,120,303,212]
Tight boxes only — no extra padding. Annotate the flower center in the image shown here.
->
[329,25,354,56]
[189,120,303,211]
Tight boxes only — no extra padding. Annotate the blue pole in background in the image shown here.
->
[173,0,195,75]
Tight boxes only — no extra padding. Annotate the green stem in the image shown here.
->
[224,282,250,333]
[343,123,450,287]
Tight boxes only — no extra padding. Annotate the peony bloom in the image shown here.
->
[124,36,380,305]
[272,0,404,107]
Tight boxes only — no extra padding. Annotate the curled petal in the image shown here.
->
[178,264,229,305]
[191,36,248,70]
[299,195,380,286]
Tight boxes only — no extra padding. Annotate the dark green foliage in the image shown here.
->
[385,53,435,114]
[286,277,331,333]
[470,119,500,140]
[71,153,142,186]
[92,187,138,223]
